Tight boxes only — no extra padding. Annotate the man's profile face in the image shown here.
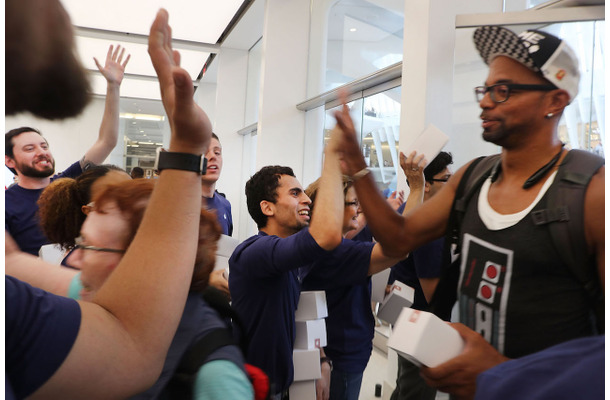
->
[6,0,90,119]
[6,131,56,178]
[268,175,311,234]
[479,56,551,147]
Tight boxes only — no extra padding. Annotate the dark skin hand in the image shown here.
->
[420,323,510,400]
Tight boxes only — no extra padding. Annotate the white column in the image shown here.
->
[398,0,457,194]
[256,0,312,180]
[209,47,249,238]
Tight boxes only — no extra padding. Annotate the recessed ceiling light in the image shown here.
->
[350,28,357,32]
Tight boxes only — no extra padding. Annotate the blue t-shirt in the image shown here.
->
[6,276,81,399]
[475,336,604,400]
[388,237,445,311]
[229,229,330,393]
[5,161,83,255]
[301,238,374,373]
[205,191,233,236]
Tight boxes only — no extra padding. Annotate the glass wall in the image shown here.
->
[325,0,404,91]
[324,86,402,195]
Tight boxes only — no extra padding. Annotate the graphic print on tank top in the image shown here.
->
[458,233,513,354]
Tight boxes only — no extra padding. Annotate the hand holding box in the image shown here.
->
[387,308,464,368]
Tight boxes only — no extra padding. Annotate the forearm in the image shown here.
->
[403,187,424,216]
[5,252,76,296]
[83,82,120,165]
[309,144,344,251]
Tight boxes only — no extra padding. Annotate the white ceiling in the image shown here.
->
[62,0,259,146]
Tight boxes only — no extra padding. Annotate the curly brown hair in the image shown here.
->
[93,179,222,292]
[37,165,126,250]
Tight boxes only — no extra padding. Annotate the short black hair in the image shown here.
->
[5,127,44,174]
[130,167,145,178]
[245,165,295,229]
[424,151,453,181]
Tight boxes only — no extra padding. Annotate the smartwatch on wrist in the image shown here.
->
[154,148,207,175]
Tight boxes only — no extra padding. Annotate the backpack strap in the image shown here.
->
[529,149,604,331]
[162,327,236,400]
[429,155,498,320]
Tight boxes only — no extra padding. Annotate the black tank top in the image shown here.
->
[457,177,593,358]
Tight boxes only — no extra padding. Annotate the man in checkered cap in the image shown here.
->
[331,25,604,399]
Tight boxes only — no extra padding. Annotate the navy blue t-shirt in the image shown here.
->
[6,276,81,398]
[301,238,373,373]
[388,238,445,311]
[5,161,83,255]
[475,336,604,400]
[229,229,330,393]
[205,191,233,236]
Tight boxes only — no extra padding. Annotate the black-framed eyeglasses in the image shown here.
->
[428,178,450,183]
[474,83,557,103]
[74,236,126,254]
[345,200,360,208]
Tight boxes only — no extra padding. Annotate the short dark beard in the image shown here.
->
[17,160,55,178]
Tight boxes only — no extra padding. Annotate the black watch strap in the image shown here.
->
[320,356,333,371]
[157,151,207,175]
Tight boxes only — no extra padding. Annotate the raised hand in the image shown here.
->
[94,44,130,86]
[400,151,426,191]
[148,9,211,155]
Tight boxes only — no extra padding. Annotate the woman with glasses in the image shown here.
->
[6,179,254,399]
[36,164,131,267]
[300,152,426,400]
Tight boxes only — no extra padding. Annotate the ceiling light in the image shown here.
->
[350,28,357,32]
[120,112,165,121]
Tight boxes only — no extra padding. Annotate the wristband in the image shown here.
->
[350,167,370,181]
[320,357,333,371]
[155,148,207,175]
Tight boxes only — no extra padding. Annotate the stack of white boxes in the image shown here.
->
[289,291,328,400]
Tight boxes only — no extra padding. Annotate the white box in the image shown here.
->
[294,319,327,350]
[293,348,321,381]
[377,281,415,325]
[295,291,328,321]
[214,234,238,271]
[387,308,464,368]
[289,379,316,400]
[371,269,391,303]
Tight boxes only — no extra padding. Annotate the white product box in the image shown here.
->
[289,379,316,400]
[295,291,328,321]
[377,281,415,325]
[214,234,239,271]
[293,348,321,381]
[371,269,391,303]
[387,308,464,368]
[294,319,327,350]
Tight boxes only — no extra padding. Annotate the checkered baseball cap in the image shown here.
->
[473,25,580,100]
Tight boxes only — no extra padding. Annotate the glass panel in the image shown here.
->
[361,86,402,196]
[325,0,404,91]
[323,86,402,195]
[245,38,263,126]
[452,21,605,163]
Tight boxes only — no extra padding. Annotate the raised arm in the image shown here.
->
[81,45,130,167]
[333,107,457,257]
[367,151,426,275]
[30,10,213,398]
[308,124,345,251]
